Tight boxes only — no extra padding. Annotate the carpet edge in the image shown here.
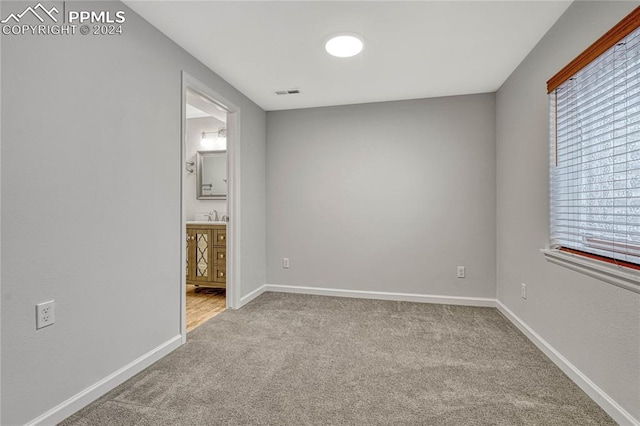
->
[496,300,639,426]
[264,283,497,307]
[25,335,183,426]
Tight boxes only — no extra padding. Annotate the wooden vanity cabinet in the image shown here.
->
[186,224,226,288]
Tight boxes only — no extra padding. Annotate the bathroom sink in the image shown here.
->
[186,220,227,225]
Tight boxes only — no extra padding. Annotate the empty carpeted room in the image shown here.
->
[2,1,640,425]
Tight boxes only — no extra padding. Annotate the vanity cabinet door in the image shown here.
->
[187,228,213,283]
[186,224,226,287]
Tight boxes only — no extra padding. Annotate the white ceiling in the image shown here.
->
[125,1,572,111]
[185,104,209,119]
[186,89,227,122]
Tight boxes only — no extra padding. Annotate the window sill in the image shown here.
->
[541,249,640,294]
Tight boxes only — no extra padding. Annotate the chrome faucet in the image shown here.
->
[206,210,219,222]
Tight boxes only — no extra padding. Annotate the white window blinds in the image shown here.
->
[550,26,640,267]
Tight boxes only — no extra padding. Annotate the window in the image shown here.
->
[548,7,640,269]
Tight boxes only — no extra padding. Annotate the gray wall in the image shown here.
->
[496,1,640,420]
[0,1,266,424]
[267,95,496,298]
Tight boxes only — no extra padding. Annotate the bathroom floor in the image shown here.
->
[186,286,226,332]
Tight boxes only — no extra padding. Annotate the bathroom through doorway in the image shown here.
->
[185,87,227,332]
[181,73,241,339]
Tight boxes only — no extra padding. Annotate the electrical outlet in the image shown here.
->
[283,257,290,269]
[456,266,465,278]
[521,283,527,299]
[36,300,55,329]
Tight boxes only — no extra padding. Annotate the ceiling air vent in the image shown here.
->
[276,89,301,95]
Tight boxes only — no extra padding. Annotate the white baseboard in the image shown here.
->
[496,301,639,426]
[25,335,182,426]
[239,284,267,307]
[35,288,632,425]
[265,284,497,307]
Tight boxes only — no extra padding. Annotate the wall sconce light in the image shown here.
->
[201,128,226,148]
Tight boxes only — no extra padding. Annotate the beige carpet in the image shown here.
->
[60,292,614,425]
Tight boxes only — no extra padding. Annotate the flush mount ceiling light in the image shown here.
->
[325,34,364,58]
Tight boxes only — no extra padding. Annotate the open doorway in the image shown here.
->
[181,73,240,339]
[184,88,228,332]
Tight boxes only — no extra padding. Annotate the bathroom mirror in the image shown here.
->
[196,150,227,200]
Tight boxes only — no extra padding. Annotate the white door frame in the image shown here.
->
[180,72,241,343]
